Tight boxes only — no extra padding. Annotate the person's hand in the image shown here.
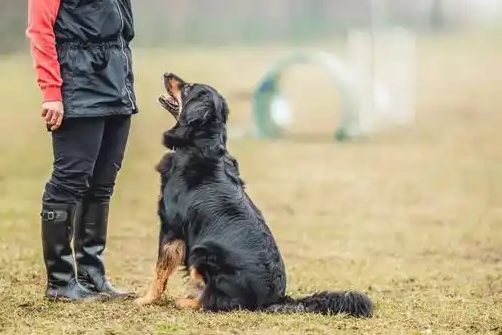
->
[42,101,64,131]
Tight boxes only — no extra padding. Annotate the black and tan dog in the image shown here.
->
[134,72,374,317]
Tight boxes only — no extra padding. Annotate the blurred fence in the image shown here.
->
[2,0,502,54]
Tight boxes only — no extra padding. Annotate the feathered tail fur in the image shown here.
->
[263,291,374,317]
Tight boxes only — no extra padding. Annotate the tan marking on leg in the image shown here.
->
[184,266,205,300]
[189,266,203,281]
[134,240,185,306]
[175,297,201,310]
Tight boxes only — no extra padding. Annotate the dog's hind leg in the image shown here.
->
[134,239,185,306]
[176,266,204,310]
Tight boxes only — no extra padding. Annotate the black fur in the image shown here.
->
[155,81,374,317]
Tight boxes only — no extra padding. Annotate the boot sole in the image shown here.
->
[45,292,111,303]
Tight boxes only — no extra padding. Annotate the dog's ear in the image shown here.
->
[195,94,228,126]
[189,104,216,127]
[199,93,218,124]
[215,94,229,125]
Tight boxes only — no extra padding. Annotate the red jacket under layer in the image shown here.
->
[26,0,63,103]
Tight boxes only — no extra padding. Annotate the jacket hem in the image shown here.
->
[63,107,138,119]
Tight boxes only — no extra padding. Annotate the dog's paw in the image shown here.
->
[175,298,201,310]
[134,296,158,306]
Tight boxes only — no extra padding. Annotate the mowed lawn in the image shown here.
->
[0,32,501,334]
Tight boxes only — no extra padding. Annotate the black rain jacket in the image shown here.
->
[55,0,138,118]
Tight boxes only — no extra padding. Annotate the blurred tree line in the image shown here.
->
[0,0,29,54]
[0,0,472,55]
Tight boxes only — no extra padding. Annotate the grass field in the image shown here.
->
[1,32,502,334]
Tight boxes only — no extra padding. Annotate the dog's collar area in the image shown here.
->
[165,145,226,159]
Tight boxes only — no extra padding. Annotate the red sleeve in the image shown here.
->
[26,0,63,103]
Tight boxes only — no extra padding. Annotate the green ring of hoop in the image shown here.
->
[251,51,363,141]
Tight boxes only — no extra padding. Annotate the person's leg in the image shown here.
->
[41,117,105,301]
[73,115,133,298]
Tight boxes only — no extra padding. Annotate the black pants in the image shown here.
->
[42,115,131,205]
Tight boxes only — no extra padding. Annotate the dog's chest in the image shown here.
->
[160,178,193,218]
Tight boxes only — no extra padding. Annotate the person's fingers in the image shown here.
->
[50,113,63,131]
[44,109,54,123]
[50,111,58,125]
[41,108,48,117]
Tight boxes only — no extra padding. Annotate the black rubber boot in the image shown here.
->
[41,203,102,301]
[73,201,134,299]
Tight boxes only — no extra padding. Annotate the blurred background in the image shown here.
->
[4,0,501,137]
[1,1,502,334]
[2,0,502,50]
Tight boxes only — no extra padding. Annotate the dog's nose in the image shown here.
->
[164,72,171,79]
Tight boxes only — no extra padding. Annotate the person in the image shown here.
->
[26,0,137,301]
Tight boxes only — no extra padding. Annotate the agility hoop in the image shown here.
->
[250,28,416,141]
[251,51,358,140]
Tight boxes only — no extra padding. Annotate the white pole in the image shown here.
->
[369,0,383,117]
[370,0,389,117]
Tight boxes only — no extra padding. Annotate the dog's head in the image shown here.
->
[159,72,229,152]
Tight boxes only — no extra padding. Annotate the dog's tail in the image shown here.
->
[263,290,373,317]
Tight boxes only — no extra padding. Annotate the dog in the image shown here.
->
[134,72,374,317]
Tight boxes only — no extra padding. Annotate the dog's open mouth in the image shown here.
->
[158,72,187,120]
[159,93,179,116]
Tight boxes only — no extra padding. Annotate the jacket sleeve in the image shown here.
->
[26,0,63,103]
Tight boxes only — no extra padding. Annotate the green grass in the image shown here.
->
[0,34,502,334]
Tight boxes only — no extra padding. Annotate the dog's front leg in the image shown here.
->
[135,239,185,306]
